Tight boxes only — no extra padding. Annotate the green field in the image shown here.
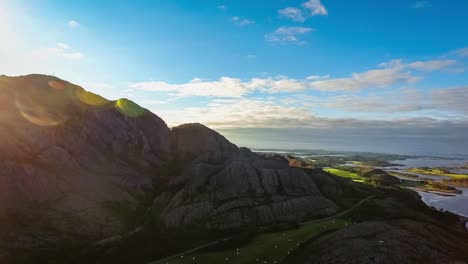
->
[324,168,364,182]
[407,168,468,179]
[152,219,349,264]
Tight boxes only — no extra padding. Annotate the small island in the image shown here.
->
[406,167,468,188]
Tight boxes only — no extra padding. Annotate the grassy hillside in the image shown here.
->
[324,168,364,182]
[152,219,349,264]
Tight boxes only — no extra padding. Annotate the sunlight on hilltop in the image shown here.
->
[115,98,148,118]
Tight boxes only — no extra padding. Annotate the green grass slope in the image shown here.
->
[153,219,349,264]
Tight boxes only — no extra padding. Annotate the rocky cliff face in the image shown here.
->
[0,75,339,253]
[0,75,171,249]
[154,137,338,230]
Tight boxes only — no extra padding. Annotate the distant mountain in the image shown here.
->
[0,75,467,264]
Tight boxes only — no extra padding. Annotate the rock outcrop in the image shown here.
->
[170,123,238,160]
[154,137,338,230]
[285,155,313,168]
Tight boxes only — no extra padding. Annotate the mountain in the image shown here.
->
[0,75,340,260]
[0,74,467,264]
[0,75,171,252]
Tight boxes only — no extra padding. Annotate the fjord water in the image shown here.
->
[382,158,468,217]
[392,158,468,217]
[386,157,467,169]
[418,187,468,217]
[383,157,468,216]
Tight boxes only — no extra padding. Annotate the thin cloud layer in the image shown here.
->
[35,43,84,60]
[309,66,417,92]
[68,20,80,28]
[412,1,432,9]
[155,97,468,130]
[454,47,468,57]
[278,0,327,23]
[131,57,462,99]
[232,16,254,26]
[265,26,314,44]
[407,60,456,72]
[131,76,310,97]
[303,0,328,16]
[278,7,305,22]
[320,87,468,114]
[308,58,458,92]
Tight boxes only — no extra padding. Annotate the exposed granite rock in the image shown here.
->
[285,155,313,168]
[154,146,339,230]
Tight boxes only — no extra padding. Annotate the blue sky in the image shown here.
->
[1,0,468,154]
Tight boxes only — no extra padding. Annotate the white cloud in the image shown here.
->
[232,16,254,26]
[131,77,250,98]
[247,77,308,93]
[265,26,314,44]
[278,7,305,22]
[131,56,458,98]
[278,0,327,23]
[160,98,320,128]
[303,0,328,16]
[56,42,70,50]
[306,74,330,80]
[412,1,432,8]
[154,97,468,130]
[430,87,468,113]
[131,55,459,99]
[246,54,257,59]
[68,20,80,28]
[322,93,425,113]
[407,60,456,71]
[309,66,418,92]
[380,58,457,72]
[131,76,315,98]
[218,5,227,10]
[321,87,468,115]
[36,43,84,60]
[190,77,203,83]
